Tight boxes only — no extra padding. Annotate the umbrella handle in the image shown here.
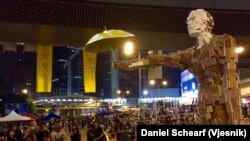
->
[111,48,116,62]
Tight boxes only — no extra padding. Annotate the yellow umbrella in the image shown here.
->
[83,29,135,93]
[85,29,135,53]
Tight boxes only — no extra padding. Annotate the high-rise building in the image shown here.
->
[96,52,111,98]
[52,46,84,95]
[9,51,36,95]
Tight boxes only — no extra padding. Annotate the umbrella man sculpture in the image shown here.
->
[84,29,134,93]
[114,9,242,125]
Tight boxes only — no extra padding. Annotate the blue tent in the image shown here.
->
[96,110,113,116]
[40,112,61,120]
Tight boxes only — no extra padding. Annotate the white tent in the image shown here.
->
[0,111,31,122]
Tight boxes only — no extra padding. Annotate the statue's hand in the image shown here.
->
[113,61,134,70]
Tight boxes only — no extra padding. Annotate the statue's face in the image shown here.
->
[187,9,214,38]
[187,14,207,38]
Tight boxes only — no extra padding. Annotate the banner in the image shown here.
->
[36,44,53,93]
[83,48,97,93]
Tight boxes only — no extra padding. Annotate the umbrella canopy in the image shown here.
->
[0,111,31,122]
[40,112,61,120]
[85,29,135,52]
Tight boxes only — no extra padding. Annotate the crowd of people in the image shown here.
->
[1,103,250,141]
[0,113,137,141]
[0,105,200,141]
[0,119,82,141]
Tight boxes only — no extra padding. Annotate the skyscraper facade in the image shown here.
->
[52,46,84,95]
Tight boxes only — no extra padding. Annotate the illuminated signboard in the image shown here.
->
[5,103,28,115]
[180,70,198,98]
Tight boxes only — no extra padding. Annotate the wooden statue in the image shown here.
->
[114,9,242,125]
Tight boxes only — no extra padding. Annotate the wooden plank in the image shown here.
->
[207,105,213,113]
[226,102,233,113]
[205,70,216,77]
[214,75,223,85]
[228,80,239,89]
[206,113,211,120]
[201,58,217,69]
[229,88,240,99]
[218,58,226,64]
[207,85,222,96]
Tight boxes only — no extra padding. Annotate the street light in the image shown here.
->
[124,41,134,55]
[122,41,142,98]
[22,88,31,99]
[162,81,168,86]
[116,89,130,99]
[235,46,245,54]
[143,90,148,97]
[116,90,121,95]
[149,80,156,85]
[149,80,168,96]
[22,89,28,94]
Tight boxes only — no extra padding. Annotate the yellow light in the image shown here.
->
[235,46,244,54]
[148,50,153,54]
[22,89,28,94]
[45,108,49,112]
[149,80,156,85]
[117,90,121,94]
[162,81,168,86]
[124,41,134,55]
[126,90,130,94]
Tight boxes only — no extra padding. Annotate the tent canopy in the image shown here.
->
[0,111,31,122]
[40,112,61,120]
[25,113,39,120]
[96,110,113,116]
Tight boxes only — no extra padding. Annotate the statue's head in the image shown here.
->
[186,9,214,38]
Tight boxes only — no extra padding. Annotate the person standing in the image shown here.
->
[93,121,106,141]
[86,121,94,141]
[35,123,50,141]
[6,129,17,141]
[117,115,131,141]
[70,124,80,141]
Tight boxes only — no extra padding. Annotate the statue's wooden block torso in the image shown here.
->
[181,34,242,124]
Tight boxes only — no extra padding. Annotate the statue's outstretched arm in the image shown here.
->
[114,49,194,70]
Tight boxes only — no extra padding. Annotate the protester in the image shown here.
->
[70,124,80,141]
